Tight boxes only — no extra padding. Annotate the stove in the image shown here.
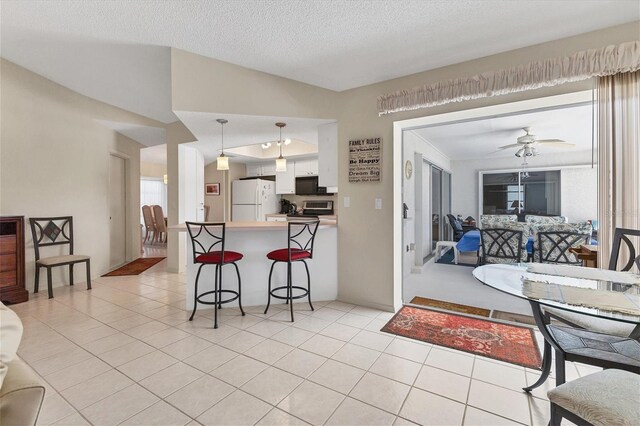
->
[301,200,334,216]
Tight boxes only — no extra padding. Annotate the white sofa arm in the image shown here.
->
[0,358,45,426]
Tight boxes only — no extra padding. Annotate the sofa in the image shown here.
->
[0,302,45,426]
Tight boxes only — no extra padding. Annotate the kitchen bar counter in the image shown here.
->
[170,221,337,310]
[265,214,338,222]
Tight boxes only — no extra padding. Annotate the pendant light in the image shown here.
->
[275,122,287,172]
[216,118,229,171]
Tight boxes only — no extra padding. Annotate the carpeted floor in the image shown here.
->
[410,296,490,317]
[382,305,542,369]
[102,257,166,276]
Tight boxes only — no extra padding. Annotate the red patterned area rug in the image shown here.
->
[102,257,165,276]
[382,306,542,369]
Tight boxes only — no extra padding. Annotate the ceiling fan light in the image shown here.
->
[261,142,271,149]
[515,147,525,157]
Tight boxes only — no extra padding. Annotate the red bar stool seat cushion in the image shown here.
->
[196,250,243,264]
[267,248,311,262]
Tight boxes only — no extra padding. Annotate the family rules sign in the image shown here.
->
[348,137,382,183]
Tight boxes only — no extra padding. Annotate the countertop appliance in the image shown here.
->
[280,199,297,215]
[232,179,278,221]
[286,200,334,216]
[295,176,333,196]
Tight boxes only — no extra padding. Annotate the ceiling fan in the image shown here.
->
[497,127,575,157]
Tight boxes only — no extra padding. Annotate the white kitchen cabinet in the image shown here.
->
[318,122,338,190]
[276,164,295,194]
[261,162,276,176]
[266,215,287,222]
[246,162,277,177]
[294,158,318,176]
[246,163,261,177]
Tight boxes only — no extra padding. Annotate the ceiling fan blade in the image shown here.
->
[496,143,522,150]
[537,141,576,148]
[535,139,566,144]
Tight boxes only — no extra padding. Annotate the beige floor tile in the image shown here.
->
[256,408,310,425]
[393,416,420,425]
[36,391,77,425]
[325,301,356,312]
[369,353,422,385]
[161,335,213,360]
[384,338,431,363]
[108,313,153,330]
[425,347,475,376]
[218,330,266,352]
[364,318,392,333]
[123,320,170,338]
[299,334,345,358]
[350,373,410,414]
[524,372,554,401]
[309,359,365,394]
[336,313,373,328]
[82,332,136,355]
[472,358,527,391]
[198,390,272,426]
[529,395,551,426]
[98,340,155,367]
[183,343,237,373]
[319,322,361,342]
[139,362,204,397]
[117,350,177,381]
[61,369,134,410]
[31,347,93,376]
[414,365,470,403]
[50,412,91,426]
[247,339,295,364]
[220,312,264,329]
[165,375,234,418]
[310,307,346,322]
[44,356,111,391]
[210,354,269,387]
[467,380,531,424]
[121,400,191,426]
[241,367,303,405]
[399,387,466,425]
[331,343,380,370]
[326,397,396,425]
[292,316,332,333]
[80,384,158,426]
[247,319,291,337]
[189,323,242,343]
[65,323,119,345]
[277,381,345,426]
[274,349,327,378]
[140,327,191,348]
[463,406,524,425]
[271,326,315,347]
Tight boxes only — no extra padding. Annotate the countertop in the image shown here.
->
[169,220,337,231]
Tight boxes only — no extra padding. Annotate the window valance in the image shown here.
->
[377,40,640,116]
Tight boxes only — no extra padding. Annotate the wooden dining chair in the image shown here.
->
[152,205,167,244]
[141,205,156,244]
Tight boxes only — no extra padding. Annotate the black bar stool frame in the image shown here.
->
[185,222,245,329]
[264,220,320,322]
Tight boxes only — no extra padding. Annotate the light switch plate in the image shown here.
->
[343,196,350,208]
[375,198,382,210]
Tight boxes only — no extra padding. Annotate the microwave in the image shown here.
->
[295,176,319,195]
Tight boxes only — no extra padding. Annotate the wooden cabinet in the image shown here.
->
[0,216,27,304]
[294,159,318,177]
[276,165,296,195]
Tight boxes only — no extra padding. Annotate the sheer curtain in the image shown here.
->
[140,178,168,224]
[597,70,640,268]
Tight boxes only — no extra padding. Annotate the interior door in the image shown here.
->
[109,155,126,268]
[422,160,432,260]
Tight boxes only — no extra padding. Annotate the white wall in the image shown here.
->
[0,59,162,290]
[450,150,597,221]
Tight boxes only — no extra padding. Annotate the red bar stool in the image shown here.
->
[264,219,320,322]
[185,222,245,328]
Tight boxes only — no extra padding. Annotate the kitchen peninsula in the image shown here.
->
[170,220,337,310]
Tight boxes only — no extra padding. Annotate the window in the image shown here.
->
[140,178,167,224]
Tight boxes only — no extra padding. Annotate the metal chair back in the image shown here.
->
[609,228,640,272]
[288,220,320,260]
[537,231,591,264]
[185,222,226,263]
[29,216,75,261]
[479,228,523,265]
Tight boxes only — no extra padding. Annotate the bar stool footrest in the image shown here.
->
[196,289,240,305]
[269,285,309,300]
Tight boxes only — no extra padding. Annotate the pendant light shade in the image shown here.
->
[216,118,229,171]
[275,122,287,172]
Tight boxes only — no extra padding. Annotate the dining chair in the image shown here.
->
[141,205,156,244]
[29,216,91,299]
[532,222,592,264]
[478,221,529,265]
[446,214,464,241]
[608,227,640,272]
[152,205,167,244]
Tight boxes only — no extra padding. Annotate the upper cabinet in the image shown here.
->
[317,122,338,190]
[294,158,318,177]
[246,162,276,177]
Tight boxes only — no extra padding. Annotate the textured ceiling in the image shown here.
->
[1,1,638,123]
[412,103,594,161]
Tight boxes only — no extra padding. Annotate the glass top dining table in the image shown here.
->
[472,263,640,326]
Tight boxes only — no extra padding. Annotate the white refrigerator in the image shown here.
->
[232,179,278,221]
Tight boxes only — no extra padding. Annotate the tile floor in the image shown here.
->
[11,259,594,425]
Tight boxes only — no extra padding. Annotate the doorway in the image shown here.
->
[109,154,127,268]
